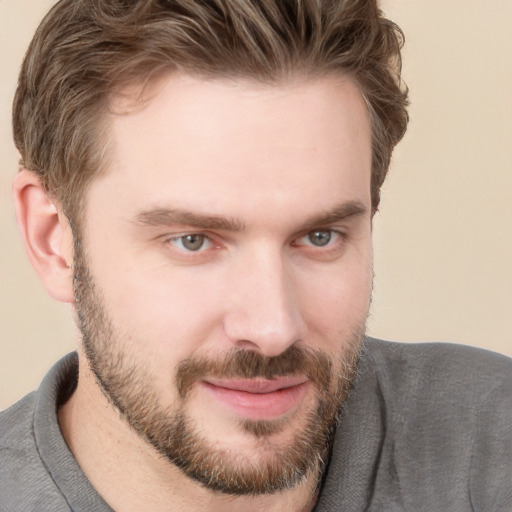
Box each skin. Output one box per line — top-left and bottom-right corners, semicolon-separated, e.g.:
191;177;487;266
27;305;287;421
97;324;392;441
14;73;373;511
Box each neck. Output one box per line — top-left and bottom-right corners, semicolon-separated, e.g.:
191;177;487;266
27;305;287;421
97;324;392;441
58;355;322;512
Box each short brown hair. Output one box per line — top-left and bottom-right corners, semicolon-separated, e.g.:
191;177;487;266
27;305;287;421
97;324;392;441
13;0;409;222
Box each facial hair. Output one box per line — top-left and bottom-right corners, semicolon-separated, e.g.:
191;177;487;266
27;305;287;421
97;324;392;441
72;234;365;496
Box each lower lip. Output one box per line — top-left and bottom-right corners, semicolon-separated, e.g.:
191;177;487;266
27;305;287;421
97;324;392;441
200;381;310;421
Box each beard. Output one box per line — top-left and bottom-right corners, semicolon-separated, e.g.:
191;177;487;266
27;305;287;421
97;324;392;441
72;235;365;496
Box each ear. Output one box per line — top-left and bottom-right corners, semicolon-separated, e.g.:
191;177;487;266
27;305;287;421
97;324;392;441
13;170;75;303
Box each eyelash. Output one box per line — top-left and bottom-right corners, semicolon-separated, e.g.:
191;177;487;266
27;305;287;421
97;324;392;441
166;228;347;254
293;229;346;249
167;233;215;252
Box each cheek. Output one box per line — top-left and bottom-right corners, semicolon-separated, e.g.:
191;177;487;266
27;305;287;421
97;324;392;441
92;256;228;362
297;252;372;343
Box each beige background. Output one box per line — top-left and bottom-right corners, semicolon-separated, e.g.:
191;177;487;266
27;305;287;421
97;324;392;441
1;0;511;410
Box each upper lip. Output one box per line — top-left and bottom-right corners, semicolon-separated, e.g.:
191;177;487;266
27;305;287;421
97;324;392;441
203;376;309;394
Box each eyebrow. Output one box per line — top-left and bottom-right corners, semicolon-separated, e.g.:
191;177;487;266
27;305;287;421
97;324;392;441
134;200;367;233
299;201;368;231
135;208;245;231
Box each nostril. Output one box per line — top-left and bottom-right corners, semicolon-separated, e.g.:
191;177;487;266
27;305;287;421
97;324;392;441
235;339;260;351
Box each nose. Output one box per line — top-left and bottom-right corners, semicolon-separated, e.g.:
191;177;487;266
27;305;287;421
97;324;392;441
223;247;304;357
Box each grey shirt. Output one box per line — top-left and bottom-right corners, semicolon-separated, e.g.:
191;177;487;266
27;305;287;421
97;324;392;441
1;339;512;511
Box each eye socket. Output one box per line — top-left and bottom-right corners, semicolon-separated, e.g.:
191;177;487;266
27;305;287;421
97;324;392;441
295;229;343;249
169;234;212;252
307;230;332;247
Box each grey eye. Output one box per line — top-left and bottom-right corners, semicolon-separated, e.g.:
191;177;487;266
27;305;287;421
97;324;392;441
307;230;332;247
180;234;207;251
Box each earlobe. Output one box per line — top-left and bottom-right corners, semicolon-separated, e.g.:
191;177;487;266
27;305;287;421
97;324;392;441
13;170;75;303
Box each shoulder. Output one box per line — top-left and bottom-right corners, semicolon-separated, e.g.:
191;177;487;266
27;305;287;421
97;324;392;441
364;336;512;369
0;392;56;509
1;391;38;460
1;390;37;440
0;358;77;512
362;337;512;510
318;339;512;511
363;337;512;395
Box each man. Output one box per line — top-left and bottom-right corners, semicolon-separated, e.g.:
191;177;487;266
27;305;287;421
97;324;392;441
1;0;511;511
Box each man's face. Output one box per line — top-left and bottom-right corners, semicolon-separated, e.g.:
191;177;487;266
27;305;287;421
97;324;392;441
74;74;373;494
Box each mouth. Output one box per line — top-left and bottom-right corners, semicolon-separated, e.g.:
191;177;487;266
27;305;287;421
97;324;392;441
200;376;311;421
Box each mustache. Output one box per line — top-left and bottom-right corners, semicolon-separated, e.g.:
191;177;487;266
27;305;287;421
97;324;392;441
176;345;333;399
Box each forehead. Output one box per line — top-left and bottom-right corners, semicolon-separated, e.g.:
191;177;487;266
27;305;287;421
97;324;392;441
87;73;372;229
